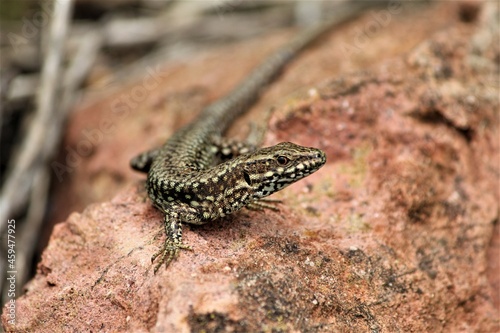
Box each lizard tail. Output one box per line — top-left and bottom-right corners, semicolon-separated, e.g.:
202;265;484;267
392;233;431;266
199;1;386;132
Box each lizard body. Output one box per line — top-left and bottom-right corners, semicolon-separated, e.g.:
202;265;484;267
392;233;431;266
130;8;372;272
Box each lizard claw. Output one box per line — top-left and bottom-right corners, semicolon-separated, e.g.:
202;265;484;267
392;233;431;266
151;240;192;274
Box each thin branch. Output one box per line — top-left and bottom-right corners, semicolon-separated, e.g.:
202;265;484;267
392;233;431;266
0;0;73;232
15;27;103;288
0;0;73;301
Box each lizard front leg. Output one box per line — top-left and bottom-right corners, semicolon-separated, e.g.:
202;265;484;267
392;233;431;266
211;137;256;162
151;208;192;273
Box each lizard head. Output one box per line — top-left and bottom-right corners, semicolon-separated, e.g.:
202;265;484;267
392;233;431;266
242;142;326;198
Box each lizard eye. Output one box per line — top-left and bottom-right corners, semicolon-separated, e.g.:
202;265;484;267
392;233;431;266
277;156;289;165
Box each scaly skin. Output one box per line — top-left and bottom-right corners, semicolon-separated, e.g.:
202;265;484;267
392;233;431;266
128;7;390;271
145;142;325;272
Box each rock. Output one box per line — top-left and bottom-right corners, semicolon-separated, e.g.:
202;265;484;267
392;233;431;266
3;2;498;332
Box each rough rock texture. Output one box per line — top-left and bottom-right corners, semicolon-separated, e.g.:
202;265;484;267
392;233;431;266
3;2;499;332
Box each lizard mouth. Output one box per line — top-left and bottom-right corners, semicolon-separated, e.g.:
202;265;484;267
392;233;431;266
254;145;326;197
282;149;326;181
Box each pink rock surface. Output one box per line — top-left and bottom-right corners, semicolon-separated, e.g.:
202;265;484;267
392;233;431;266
3;2;499;332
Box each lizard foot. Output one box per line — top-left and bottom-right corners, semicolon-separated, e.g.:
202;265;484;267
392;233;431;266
151;240;192;274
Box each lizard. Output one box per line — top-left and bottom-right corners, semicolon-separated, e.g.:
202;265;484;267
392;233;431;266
130;4;377;273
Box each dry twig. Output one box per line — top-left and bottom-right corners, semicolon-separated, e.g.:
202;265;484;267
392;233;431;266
0;0;73;302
